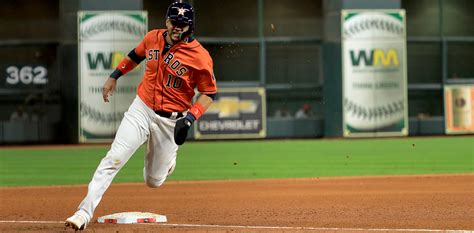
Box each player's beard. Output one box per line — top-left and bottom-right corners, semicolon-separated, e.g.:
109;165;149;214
170;30;183;42
167;26;190;44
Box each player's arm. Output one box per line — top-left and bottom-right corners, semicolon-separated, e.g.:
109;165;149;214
174;53;217;145
174;93;216;145
102;49;146;102
190;94;214;116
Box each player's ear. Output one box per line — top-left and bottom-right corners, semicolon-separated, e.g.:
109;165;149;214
165;19;172;28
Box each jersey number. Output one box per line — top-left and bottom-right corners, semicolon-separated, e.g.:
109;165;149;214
165;74;182;89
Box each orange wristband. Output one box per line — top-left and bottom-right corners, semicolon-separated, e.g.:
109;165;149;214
188;102;205;120
117;59;134;74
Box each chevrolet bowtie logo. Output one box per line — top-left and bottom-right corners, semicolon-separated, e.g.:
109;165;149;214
206;97;258;118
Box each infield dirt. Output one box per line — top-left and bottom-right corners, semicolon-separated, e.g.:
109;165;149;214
0;174;473;232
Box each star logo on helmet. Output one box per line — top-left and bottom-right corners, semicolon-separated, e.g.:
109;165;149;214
176;7;189;16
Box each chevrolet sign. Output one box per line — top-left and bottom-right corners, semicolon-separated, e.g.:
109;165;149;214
195;88;266;139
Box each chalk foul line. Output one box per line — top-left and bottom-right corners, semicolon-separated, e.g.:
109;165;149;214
0;220;471;232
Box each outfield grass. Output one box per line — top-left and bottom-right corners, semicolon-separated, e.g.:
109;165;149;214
0;136;473;186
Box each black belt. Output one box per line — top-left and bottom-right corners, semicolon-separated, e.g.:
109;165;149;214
154;110;183;119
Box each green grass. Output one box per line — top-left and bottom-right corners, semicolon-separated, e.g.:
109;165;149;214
0;137;473;186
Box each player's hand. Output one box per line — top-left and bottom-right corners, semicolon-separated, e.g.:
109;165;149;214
102;78;117;103
174;114;195;145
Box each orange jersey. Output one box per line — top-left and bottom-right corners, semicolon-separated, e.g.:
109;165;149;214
134;29;217;112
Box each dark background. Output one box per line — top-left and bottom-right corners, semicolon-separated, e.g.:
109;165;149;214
0;0;472;143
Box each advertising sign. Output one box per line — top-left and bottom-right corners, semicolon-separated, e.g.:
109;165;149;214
444;84;474;134
342;10;408;137
78;11;147;142
195;88;266;139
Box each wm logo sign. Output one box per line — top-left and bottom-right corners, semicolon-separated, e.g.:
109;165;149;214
87;52;125;70
350;48;399;67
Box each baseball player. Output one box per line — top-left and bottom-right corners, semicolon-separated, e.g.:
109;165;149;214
65;2;217;230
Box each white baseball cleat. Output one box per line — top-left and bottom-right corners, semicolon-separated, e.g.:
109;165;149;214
65;211;89;231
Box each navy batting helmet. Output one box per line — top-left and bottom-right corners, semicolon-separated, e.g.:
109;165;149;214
166;2;194;29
